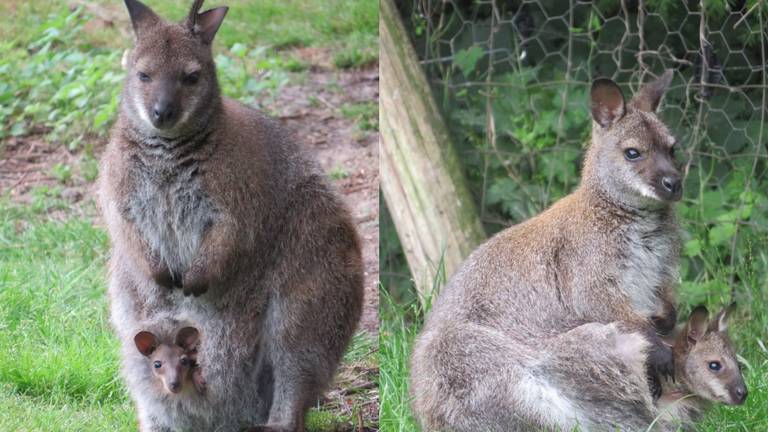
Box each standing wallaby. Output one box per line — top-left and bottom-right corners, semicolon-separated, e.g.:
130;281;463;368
656;304;747;427
98;1;364;430
134;326;206;395
410;70;683;431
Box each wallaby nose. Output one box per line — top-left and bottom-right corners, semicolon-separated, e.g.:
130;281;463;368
660;175;682;201
733;386;748;404
169;381;181;393
151;102;176;128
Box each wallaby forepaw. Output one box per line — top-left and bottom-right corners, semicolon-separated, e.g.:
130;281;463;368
647;341;674;381
647;366;662;400
651;302;677;335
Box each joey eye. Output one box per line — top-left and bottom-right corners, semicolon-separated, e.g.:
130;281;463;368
138;72;151;82
182;72;200;85
708;361;722;371
624;148;641;160
154;360;162;369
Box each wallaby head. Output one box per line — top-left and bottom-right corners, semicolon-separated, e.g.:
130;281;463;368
121;0;228;138
673;304;747;406
134;326;201;394
584;70;682;207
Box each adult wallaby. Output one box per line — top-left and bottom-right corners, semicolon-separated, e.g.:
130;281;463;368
98;1;364;430
133;326;206;395
411;70;683;431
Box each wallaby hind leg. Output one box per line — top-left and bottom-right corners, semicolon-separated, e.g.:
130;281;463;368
539;322;668;431
411;322;586;432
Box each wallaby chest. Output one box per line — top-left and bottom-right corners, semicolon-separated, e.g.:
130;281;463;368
615;216;677;317
122;154;217;274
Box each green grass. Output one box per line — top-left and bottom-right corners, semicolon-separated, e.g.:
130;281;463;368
0;197;376;431
0;0;377;145
380;270;768;431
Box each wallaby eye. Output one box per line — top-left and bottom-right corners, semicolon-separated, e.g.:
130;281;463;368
183;72;200;85
624;148;641;161
708;361;722;371
180;357;190;367
154;360;162;369
138;72;151;82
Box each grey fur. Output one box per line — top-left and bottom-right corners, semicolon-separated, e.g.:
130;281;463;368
99;1;364;431
410;71;685;431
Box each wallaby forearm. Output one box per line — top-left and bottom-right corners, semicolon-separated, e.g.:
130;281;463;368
181;220;236;296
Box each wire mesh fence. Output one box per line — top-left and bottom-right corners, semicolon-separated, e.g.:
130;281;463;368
383;0;768;300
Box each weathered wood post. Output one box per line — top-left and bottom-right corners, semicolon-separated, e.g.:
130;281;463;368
380;0;487;301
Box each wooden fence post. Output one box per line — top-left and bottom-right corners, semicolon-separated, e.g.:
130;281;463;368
380;0;487;301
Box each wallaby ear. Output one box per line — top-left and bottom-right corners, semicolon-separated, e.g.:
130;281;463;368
134;331;159;357
187;0;228;45
629;69;673;113
684;306;709;346
124;0;162;38
176;327;200;351
708;302;736;333
590;78;626;129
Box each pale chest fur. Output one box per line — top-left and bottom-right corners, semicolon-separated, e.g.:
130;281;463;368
122;161;217;275
617;216;678;317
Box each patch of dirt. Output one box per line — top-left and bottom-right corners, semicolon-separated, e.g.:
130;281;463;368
263;64;379;336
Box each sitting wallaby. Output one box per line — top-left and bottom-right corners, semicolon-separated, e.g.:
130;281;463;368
411;70;684;431
134;326;206;395
656;304;747;427
99;1;363;431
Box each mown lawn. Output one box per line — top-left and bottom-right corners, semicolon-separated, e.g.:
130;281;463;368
0;1;378;430
381;270;768;431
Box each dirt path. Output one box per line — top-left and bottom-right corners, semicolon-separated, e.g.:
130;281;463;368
263;64;380;335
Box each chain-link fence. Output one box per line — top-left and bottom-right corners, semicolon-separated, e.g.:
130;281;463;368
383;0;768;301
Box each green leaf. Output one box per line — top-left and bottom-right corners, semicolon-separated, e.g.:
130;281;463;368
453;46;484;76
708;223;737;246
684;239;702;257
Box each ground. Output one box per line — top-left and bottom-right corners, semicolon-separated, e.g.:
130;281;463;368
0;1;378;430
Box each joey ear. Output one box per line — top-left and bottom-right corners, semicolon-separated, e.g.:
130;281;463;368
176;327;200;351
590;78;626;128
124;0;162;38
708;302;736;333
188;2;228;45
134;331;159;357
684;306;709;346
629;69;673;112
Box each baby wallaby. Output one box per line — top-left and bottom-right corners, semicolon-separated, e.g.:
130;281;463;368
658;304;747;424
411;71;685;432
134;326;206;395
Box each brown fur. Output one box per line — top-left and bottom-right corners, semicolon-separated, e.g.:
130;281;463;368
410;71;686;431
99;1;364;431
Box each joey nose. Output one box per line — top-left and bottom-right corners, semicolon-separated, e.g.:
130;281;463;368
151;102;176;129
169;381;181;393
733;386;748;404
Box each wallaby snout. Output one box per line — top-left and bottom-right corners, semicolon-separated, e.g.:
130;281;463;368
149;84;179;129
652;154;682;202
